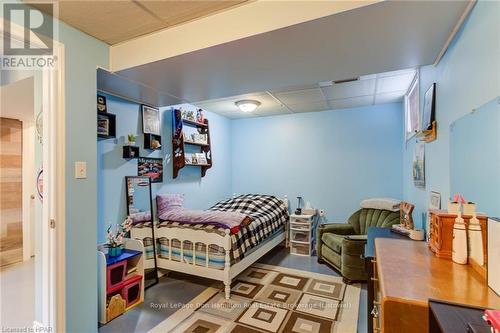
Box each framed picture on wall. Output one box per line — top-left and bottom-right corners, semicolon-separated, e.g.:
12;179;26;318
138;157;163;183
413;143;425;188
422;83;436;131
429;191;441;210
141;105;160;135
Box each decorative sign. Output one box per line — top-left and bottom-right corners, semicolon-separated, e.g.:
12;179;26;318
138;157;163;183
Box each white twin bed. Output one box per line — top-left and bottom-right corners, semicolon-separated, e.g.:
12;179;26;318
130;194;289;299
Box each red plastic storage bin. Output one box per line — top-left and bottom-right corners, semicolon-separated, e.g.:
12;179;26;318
121;275;142;308
107;261;127;293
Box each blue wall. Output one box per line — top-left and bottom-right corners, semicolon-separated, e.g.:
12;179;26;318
450;98;500;217
98;100;403;233
60;22;108;333
231;103;404;222
402;0;500;228
97;98;232;242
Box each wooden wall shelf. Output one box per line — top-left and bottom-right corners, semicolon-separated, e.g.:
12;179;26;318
183;119;208;128
416;121;437;142
122;146;139;159
172;109;212;179
184;141;209;147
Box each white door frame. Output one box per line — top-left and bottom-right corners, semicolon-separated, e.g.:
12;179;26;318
22;117;35;261
0;18;66;331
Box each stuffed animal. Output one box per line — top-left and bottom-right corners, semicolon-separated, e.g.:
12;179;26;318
400;201;415;229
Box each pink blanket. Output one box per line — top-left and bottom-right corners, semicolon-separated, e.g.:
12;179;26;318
158;208;251;233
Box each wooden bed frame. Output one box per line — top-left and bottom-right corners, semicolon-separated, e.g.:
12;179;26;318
133;196;288;299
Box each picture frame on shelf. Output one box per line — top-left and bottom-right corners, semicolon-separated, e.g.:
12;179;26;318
141;105;160;135
191;153;198;165
138;157;163;183
422;83;436;131
195;153;207;165
97;94;107;113
97;116;109;136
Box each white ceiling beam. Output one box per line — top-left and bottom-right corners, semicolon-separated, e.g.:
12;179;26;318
109;0;381;71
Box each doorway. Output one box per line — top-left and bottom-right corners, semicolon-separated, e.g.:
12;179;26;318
0;76;38;327
1;77;36;267
0;18;65;331
0;117;23;266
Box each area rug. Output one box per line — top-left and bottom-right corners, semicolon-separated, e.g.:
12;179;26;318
149;263;361;333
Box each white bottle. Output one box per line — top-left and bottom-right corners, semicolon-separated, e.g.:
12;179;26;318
452;212;468;264
468;213;484;266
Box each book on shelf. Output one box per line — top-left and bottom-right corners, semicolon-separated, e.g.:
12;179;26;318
185;153;208;165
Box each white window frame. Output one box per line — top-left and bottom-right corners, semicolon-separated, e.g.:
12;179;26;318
404;73;420;141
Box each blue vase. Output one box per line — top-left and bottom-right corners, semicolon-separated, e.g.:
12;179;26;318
108;246;123;257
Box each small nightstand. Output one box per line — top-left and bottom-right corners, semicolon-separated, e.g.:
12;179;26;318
288;214;314;256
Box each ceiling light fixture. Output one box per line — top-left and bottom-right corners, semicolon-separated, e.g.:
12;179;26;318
235;100;261;112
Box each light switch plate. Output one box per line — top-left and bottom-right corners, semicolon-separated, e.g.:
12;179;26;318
75;161;87;179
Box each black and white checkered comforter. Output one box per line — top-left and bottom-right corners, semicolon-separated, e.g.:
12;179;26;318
157;194;288;261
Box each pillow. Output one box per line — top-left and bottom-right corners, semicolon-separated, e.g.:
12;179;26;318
129;211;151;224
157;194;184;216
360;198;401;212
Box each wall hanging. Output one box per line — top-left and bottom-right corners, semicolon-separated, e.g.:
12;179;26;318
413;143;425;188
138;157;163;183
141;105;160;135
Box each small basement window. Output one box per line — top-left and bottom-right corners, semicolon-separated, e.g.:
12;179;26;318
405;74;420;140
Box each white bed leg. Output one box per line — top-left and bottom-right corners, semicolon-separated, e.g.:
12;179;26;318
224;229;232;299
224;282;231;299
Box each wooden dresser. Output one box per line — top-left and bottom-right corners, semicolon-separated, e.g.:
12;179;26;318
373;238;500;333
428;210;488;262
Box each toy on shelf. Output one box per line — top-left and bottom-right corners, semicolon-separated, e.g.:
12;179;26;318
391;201;415;237
400;201;415;230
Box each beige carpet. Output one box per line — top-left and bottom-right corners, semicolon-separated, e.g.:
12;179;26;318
150;263;361;333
